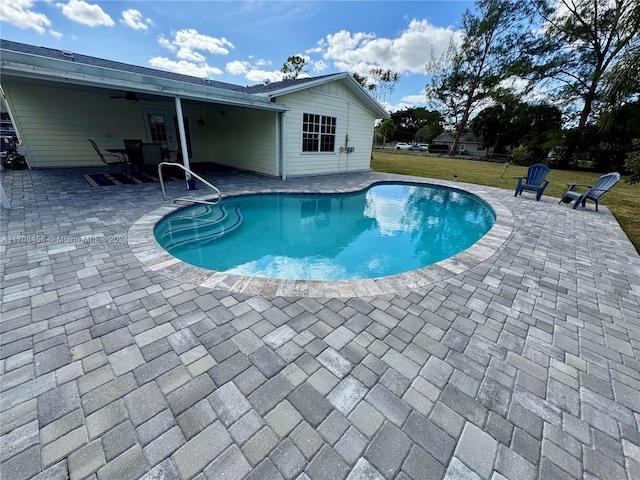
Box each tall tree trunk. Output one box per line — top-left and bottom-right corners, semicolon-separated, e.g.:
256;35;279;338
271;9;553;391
450;82;479;154
577;77;601;129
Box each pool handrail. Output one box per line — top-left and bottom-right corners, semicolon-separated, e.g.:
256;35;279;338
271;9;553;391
157;162;221;205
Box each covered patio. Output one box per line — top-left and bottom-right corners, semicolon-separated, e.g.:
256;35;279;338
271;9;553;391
1;40;389;181
1;167;639;480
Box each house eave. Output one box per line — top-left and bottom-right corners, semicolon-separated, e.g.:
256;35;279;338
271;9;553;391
260;73;390;119
0;49;287;112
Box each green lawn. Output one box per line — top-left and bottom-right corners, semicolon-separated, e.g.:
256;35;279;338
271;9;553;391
371;150;640;253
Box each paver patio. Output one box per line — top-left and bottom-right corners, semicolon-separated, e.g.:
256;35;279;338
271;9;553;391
1;166;639;480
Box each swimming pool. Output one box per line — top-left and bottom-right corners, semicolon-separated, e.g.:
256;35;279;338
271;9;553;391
154;182;496;281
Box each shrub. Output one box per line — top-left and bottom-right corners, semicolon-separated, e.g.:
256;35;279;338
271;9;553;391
508;145;535;166
625;139;640;184
429;143;449;153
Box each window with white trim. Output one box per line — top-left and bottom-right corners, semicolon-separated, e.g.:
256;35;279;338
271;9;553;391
302;113;336;153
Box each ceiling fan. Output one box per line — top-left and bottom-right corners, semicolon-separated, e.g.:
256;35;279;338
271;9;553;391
109;91;157;103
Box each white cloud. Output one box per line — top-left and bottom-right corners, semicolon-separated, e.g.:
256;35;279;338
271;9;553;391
148;57;223;77
399;93;428;105
152;28;234;78
501;76;551;104
158;35;174;52
245;69;283;83
318;19;461;76
0;0;51;34
312;60;328;72
57;0;114;27
226;60;250;75
225;58;284;84
160;28;234;59
333;60;376;77
226;55;316;84
120;9;148;31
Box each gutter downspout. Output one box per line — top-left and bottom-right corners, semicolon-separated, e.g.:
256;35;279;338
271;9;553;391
280;111;286;180
174;96;192;189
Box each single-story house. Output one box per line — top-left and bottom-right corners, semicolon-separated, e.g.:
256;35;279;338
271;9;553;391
0;39;389;179
432;132;485;155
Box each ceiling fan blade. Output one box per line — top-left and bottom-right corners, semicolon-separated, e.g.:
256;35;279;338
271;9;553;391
109;91;157;102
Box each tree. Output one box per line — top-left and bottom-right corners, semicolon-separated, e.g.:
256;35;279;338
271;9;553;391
376;119;396;146
601;45;640;125
415;122;445;144
281;55;309;80
352;73;368;89
390;108;443;142
470;95;562;157
426;0;532;154
352;68;400;106
595;100;640;171
524;0;640;129
470;104;506;152
625;139;640;185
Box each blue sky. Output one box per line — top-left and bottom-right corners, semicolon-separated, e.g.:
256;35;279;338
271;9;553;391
1;1;474;111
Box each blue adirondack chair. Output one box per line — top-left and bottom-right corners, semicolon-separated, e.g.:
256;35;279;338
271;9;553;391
559;172;620;211
514;163;550;201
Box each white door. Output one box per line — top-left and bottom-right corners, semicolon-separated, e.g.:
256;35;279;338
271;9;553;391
143;109;194;159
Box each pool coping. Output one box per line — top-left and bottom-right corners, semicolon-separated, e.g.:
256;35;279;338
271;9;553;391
128;175;514;297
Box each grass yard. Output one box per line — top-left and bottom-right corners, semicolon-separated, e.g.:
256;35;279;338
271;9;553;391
371;150;640;253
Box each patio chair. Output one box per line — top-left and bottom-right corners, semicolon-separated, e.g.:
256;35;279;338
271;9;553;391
514;163;551;201
123;139;143;173
88;139;126;174
157;144;179;163
140;143;163;173
559;172;620;211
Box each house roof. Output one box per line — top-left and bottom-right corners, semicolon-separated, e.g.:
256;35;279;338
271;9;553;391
0;39;246;93
460;132;483;143
0;39;389;118
433;133;455;142
0;39;282;111
432;132;484;143
247;72;390;119
243;74;339;95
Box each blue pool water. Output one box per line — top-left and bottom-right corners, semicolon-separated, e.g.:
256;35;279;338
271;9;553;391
154;183;496;281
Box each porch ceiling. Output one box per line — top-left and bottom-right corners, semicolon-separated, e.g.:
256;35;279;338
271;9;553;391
0;47;288;113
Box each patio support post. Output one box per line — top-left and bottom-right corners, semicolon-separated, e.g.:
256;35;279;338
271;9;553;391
173;96;192;189
280;111;286;180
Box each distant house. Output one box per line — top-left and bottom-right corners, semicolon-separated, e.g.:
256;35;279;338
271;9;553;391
432;132;485;155
0;39;389;179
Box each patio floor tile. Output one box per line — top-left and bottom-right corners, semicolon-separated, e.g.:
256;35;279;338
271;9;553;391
1;167;639;479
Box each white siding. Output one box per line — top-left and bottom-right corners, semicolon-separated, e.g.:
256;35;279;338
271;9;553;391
278;82;376;177
2;79;279;174
2;76;379;177
205;107;279;177
465;143;485;155
3;80;152;168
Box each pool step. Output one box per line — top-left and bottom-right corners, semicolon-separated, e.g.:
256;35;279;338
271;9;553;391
156;204;243;249
157;204;222;235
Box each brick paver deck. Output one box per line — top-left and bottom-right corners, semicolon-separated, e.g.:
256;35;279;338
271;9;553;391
1;167;639;480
